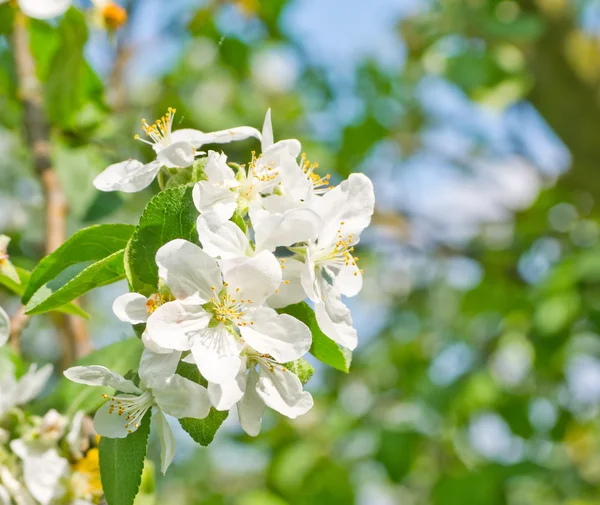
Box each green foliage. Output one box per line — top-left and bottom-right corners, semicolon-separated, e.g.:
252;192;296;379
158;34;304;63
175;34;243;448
125;185;198;295
175;360;229;446
25;249;127;315
100;410;152;505
0;4;13;35
22;224;134;314
44;8;88;128
376;430;422;482
179;410;229;447
0;265;88;317
284;358;314;385
22;224;134;303
35;338;144;416
279;302;350;372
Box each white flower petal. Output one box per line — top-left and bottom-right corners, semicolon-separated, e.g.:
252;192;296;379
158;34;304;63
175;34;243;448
63;365;141;394
0;235;10;252
154;409;176;475
19;0;71;19
0;483;10;505
237;369;265;436
17;364;54;404
156;141;197;168
315;173;375;246
267;258;307;309
146;301;211;351
256;364;313;419
197;218;249;260
223;250;281;305
191;126;262;147
112;293;149;324
93;402;130;438
169;128;206;148
333;262;363;297
93;159;162;193
0;306;9;347
138;348;182;387
0;467;33;505
192;182;238;228
202;151;237;186
250;205;322;252
263;139;302;160
208;375;245;411
314;289;358;350
300;252;318;302
141;329;173;355
240;307;311;363
19;446;68;505
190;325;243;384
261;109;274;152
153;375;211;419
156;239;222;302
66;411;85;459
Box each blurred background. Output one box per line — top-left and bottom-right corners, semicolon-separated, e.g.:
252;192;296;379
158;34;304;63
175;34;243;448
3;0;600;503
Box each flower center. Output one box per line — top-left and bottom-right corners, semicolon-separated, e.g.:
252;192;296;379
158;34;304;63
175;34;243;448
209;285;254;327
101;390;154;433
313;221;363;277
134;107;176;147
246;350;287;373
239;151;280;199
0;252;7;266
102;3;127;30
300;153;330;194
145;293;165;315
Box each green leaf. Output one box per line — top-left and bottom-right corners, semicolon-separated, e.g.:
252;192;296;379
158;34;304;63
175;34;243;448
22;224;134;315
22;224;135;303
0;266;88;318
44;7;88;128
164;168;193;189
0;266;28;296
175;360;228;446
25;249;127;315
35;337;144;416
125;185;198;296
100;410;151;505
278;302;350;373
284;358;314;385
180;410;229;447
0;4;14;35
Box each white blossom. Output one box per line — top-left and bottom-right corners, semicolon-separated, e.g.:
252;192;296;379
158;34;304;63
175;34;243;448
0;465;36;505
207;348;313;437
192;109;302;227
64;348;211;473
146;239;311;385
9;440;68;505
284;173;375;349
94;108;262;193
0;360;53;419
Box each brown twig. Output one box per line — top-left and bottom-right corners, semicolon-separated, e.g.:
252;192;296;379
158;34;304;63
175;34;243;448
9;305;29;353
11;10;92;362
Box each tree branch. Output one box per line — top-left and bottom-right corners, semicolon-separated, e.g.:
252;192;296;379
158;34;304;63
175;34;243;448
11;10;92;362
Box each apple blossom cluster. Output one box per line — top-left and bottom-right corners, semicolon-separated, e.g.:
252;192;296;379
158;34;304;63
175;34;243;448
64;109;375;473
0;356;102;505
